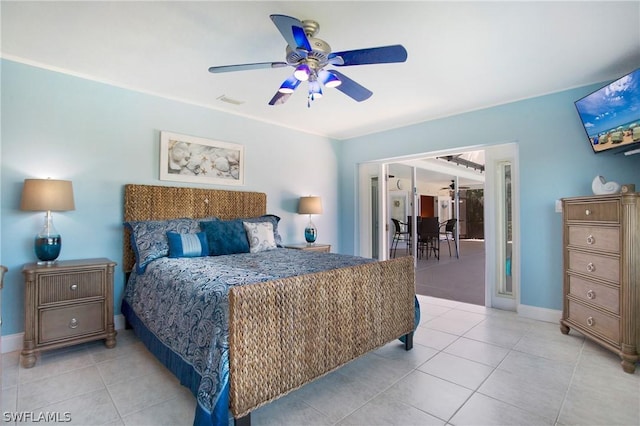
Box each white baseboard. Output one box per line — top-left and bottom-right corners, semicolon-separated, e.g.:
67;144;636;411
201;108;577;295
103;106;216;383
1;332;24;354
1;314;127;354
518;303;562;324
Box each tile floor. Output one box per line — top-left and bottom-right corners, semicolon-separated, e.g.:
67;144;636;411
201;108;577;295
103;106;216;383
2;295;639;425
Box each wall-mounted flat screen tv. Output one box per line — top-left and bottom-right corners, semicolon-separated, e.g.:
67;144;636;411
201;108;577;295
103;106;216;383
575;68;640;154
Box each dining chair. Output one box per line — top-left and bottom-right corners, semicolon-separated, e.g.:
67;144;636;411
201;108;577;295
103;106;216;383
390;218;410;258
418;217;439;260
440;218;459;258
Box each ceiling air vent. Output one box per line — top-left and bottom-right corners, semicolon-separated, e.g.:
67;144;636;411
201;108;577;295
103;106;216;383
216;95;244;105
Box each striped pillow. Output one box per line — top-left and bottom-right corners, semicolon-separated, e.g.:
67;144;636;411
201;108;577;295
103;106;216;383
166;231;209;258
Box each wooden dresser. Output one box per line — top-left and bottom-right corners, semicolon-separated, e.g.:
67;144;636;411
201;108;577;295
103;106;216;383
560;193;639;373
21;258;117;368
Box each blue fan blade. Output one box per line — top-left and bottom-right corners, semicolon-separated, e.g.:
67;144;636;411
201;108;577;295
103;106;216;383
270;14;312;51
268;91;293;106
329;45;407;66
269;75;300;105
330;70;373;102
209;62;287;73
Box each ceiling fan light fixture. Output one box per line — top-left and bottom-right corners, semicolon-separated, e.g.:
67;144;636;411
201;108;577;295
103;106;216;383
293;63;311;81
309;81;323;100
318;70;341;88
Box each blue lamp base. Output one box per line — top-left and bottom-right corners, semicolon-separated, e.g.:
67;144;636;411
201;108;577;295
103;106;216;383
35;235;61;265
304;226;317;244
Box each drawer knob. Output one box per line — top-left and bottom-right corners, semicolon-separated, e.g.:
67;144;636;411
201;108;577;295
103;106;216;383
586;316;595;327
586;262;596;273
586;235;595;245
70;284;78;291
69;318;79;329
586;290;595;300
585;209;591;216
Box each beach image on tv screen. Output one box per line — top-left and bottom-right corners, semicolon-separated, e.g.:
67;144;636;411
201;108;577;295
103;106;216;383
575;68;640;152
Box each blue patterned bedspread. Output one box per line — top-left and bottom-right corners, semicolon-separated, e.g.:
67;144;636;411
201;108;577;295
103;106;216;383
122;248;375;425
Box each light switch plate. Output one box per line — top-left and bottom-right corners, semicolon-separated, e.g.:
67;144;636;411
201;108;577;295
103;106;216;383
555;199;562;213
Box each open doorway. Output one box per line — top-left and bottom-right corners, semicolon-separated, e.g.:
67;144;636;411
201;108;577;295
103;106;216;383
358;143;519;311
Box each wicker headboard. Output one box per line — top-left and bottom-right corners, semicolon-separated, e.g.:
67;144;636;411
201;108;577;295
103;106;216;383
123;184;267;272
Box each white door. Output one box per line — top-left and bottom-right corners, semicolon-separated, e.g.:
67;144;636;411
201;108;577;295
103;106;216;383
484;143;519;311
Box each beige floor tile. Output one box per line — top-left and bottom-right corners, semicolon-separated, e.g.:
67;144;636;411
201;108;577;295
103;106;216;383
418;352;495;390
513;333;583;363
96;345;166;386
338;394;445;426
293;370;381;423
18;347;95;384
107;369;186;416
383;370;473;421
21;388;120;425
444;337;509;367
250;393;330;426
1;385;17;412
423;316;479;336
121;388;195;426
373;339;439;368
478;351;574;421
413;327;459;350
463;322;525;349
17;365;105;412
2;356;19;390
337;352;415;389
450;392;554;425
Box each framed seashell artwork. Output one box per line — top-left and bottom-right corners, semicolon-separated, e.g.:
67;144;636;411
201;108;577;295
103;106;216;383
160;131;244;186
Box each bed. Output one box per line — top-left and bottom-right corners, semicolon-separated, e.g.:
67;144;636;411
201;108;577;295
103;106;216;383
121;184;416;425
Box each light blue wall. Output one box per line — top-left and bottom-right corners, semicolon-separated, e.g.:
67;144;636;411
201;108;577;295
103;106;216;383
0;60;340;336
338;85;640;311
3;59;640;337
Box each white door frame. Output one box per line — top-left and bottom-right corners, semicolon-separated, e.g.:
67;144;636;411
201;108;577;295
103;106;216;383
356;142;520;310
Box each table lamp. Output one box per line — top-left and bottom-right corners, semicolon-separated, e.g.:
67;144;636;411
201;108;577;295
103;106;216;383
298;196;322;244
20;178;75;264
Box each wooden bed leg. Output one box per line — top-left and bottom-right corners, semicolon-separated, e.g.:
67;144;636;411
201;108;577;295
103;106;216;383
404;332;414;351
234;413;251;426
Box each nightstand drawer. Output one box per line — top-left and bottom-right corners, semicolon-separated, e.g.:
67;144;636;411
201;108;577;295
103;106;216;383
39;301;105;344
568;275;619;314
38;270;105;305
568;251;619;283
568;226;619;253
567;300;619;344
564;201;619;223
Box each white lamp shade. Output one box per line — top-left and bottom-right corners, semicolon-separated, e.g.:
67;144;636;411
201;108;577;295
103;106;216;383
298;196;323;215
21;179;75;212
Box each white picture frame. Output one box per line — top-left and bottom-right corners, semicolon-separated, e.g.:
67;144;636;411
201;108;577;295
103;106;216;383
159;131;244;186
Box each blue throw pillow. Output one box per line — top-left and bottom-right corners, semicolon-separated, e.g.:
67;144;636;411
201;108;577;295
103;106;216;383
166;231;209;258
125;218;201;273
200;220;250;256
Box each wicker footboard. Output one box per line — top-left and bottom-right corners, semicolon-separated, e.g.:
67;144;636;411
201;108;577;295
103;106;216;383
228;255;415;418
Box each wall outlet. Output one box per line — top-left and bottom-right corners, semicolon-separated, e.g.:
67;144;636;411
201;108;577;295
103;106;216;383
555;199;562;213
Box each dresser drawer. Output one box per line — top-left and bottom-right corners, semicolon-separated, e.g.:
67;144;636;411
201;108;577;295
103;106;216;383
38;270;104;305
39;301;105;344
568;226;619;253
568;251;619;283
568;275;619;314
564;201;619;222
567;300;620;343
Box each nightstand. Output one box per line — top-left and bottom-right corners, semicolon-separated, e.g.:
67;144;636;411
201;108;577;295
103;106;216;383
21;258;117;368
284;243;331;253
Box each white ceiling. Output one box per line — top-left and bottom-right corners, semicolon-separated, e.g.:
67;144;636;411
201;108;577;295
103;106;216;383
2;1;639;141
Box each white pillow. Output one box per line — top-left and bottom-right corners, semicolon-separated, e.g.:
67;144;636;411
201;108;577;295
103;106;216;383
243;221;277;253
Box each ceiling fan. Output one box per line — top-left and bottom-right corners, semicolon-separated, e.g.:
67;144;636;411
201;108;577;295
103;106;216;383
208;14;408;106
441;180;471;192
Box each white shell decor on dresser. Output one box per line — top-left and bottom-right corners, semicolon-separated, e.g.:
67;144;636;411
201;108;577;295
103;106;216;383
592;175;621;195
